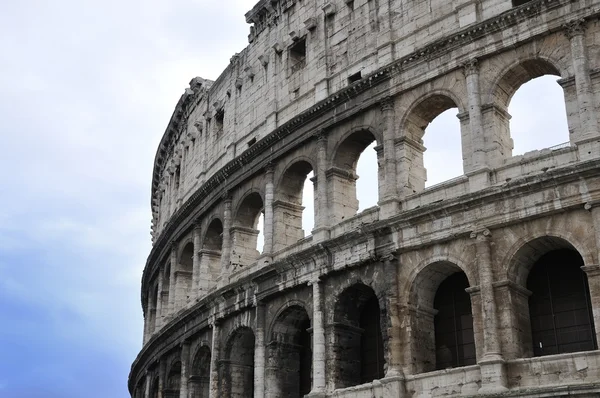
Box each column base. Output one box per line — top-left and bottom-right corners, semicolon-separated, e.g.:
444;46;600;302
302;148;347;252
306;391;327;398
478;355;508;394
466;167;492;193
311;227;330;243
378;197;401;219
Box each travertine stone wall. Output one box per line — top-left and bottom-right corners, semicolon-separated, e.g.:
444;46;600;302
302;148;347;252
131;0;600;396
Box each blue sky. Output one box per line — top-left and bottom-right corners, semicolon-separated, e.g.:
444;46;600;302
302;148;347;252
0;1;568;397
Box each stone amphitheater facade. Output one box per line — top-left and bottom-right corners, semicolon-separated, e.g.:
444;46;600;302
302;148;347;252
129;0;600;396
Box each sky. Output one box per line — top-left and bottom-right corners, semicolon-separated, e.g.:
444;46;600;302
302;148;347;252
0;1;568;397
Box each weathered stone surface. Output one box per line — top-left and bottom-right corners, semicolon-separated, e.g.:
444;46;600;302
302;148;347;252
131;0;600;397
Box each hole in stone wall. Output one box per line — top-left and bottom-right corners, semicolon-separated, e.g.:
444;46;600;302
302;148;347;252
422;107;462;187
289;38;306;72
508;75;568;156
348;71;362;84
247;137;256;147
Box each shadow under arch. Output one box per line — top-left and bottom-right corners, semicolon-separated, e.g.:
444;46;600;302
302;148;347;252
331;282;385;389
407;260;476;373
189;345;211;398
504;235;597;359
231;191;264;268
265;303;312;398
221;326;256;398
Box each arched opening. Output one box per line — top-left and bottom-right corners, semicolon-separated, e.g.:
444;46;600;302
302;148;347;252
422;108;462;187
232;192;264;268
508;75;569;156
331;131;379;224
165;361;182;398
490;59;569;162
527;249;596;356
200;218;223;291
222;327;255;398
409;261;475;373
402;94;463;193
190;346;211;398
147;284;159;335
176;242;194;309
265;305;312;398
333;284;385;388
274;161;315;251
434;272;476;369
134;377;146;398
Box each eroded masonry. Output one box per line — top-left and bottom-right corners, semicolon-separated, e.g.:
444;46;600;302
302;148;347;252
129;0;600;396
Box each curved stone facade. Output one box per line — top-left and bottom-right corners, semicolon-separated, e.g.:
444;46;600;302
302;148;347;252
130;0;600;396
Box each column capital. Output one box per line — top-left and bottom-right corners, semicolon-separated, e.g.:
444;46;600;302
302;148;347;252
193;221;202;231
314;129;328;142
380;96;395;112
170;241;178;253
584;200;600;211
222;191;233;203
462;58;479;76
564;19;586;39
264;161;275;175
582;264;600;277
470;228;491;240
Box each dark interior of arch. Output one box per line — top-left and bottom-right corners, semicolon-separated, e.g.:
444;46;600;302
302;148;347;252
268;305;312;397
165;361;181;397
223;327;255;398
180;243;194;271
190;346;211;398
204;219;224;252
236;192;264;228
151;378;159;398
333;130;377;171
279;161;313;204
434;272;476;369
334;284;385;388
497;59;560;106
527;249;597;356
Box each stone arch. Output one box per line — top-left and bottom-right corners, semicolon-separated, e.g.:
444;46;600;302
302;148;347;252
274;160;315;251
221;326;255;398
407;260;475;373
190;345;211;398
331;282;386;389
506;234;593;286
203;218;224;252
399;91;465;194
486;57;568;161
166;360;182;397
265;303;312;398
330;128;380;224
506;235;597;358
231;191;264;267
161;262;171;316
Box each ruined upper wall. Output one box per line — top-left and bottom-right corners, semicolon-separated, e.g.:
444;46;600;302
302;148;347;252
150;0;558;241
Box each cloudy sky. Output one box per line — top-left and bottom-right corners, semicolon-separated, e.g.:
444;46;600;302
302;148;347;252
0;1;568;397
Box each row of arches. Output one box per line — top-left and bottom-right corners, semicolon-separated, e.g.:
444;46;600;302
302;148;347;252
138;235;598;397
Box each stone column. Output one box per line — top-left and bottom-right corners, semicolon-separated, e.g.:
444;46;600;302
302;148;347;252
383;255;403;378
220;196;233;279
464;59;485;170
310;279;326;395
565;19;599;144
158;359;166;398
192;223;202;297
584;202;600;344
471;229;507;393
180;341;191;398
263;164;275;256
169;244;178;314
155;268;164;329
254;303;266;398
209;321;221;398
144;372;151;398
313;132;329;242
379;97;400;218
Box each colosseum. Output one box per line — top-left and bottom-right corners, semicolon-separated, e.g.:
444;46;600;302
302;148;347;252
129;0;600;396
